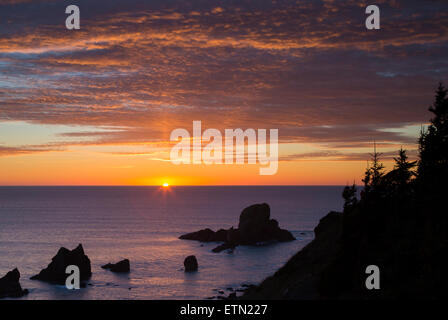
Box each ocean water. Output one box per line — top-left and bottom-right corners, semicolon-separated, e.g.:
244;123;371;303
0;186;343;300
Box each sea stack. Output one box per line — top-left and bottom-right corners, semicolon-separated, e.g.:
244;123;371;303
184;255;198;272
237;203;295;244
179;203;295;252
0;268;29;299
30;244;92;284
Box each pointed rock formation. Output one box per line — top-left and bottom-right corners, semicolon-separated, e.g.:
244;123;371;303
0;268;28;299
179;203;295;253
30;244;92;284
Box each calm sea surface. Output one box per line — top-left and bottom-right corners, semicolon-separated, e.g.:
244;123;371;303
0;186;343;299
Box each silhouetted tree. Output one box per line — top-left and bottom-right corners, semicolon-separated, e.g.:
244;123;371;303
362;143;385;197
342;183;357;212
380;148;417;199
394;148;416;181
418;83;448;196
386;148;416;185
370;143;385;188
362;162;372;196
333;83;448;299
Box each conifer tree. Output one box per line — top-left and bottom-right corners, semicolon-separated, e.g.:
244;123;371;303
418;83;448;194
392;148;416;186
342;183;357;212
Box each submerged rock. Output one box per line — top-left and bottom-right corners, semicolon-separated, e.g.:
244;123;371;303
179;203;295;252
30;244;92;284
101;259;130;273
0;268;28;299
184;255;198;272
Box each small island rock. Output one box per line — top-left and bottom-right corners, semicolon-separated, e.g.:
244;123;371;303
101;259;130;273
179;203;295;253
0;268;28;299
184;255;198;272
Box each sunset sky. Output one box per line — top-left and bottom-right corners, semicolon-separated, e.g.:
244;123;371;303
0;0;447;185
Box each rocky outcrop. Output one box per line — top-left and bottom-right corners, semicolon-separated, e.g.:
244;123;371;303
101;259;130;273
0;268;29;299
179;228;228;242
184;255;198;272
237;203;295;244
241;199;448;300
30;244;92;284
179;203;295;253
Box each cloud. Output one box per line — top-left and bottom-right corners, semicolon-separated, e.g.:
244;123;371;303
280;149;419;162
0;0;447;156
0;144;63;156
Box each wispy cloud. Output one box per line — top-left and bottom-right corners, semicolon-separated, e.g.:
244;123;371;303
0;0;447;158
0;144;63;156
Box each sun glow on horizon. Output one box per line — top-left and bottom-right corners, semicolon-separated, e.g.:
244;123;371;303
162;182;170;187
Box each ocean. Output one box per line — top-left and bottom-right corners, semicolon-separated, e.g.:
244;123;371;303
0;186;343;300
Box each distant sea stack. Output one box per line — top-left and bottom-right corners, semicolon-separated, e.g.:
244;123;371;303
184;255;198;272
0;268;29;299
179;203;295;252
102;259;130;273
30;244;92;284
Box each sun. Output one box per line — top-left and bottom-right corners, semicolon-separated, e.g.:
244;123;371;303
162;182;170;187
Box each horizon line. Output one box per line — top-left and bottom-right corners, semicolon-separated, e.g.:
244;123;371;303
0;184;347;187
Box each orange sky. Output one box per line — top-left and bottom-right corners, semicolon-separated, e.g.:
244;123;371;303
0;142;396;186
0;0;444;185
